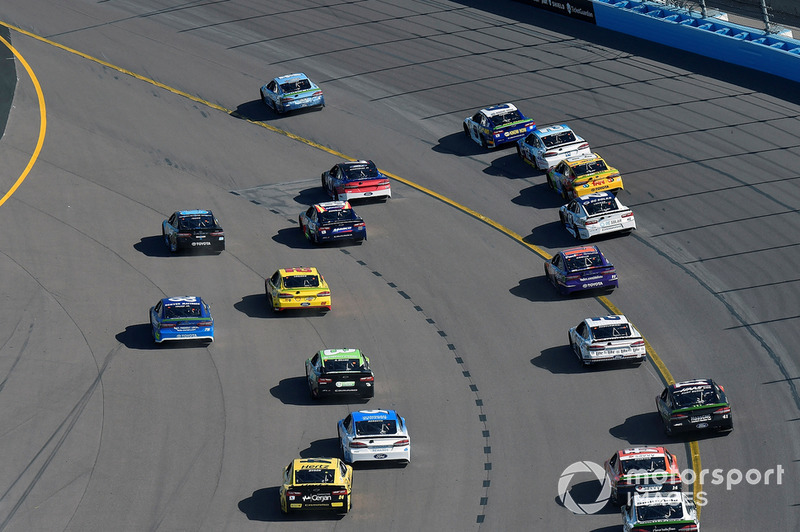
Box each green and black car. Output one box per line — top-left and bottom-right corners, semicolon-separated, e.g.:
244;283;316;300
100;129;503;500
305;349;374;400
656;378;732;435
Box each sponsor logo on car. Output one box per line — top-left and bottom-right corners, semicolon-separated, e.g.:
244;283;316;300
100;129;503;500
191;241;211;246
302;494;332;502
582;282;604;288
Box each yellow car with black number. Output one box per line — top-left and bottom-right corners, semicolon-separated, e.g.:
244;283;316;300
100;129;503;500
546;152;624;200
280;457;353;514
265;267;331;312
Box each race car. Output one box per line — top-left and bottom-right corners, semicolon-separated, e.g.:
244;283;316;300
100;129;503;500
260;73;324;114
559;192;636;240
516;124;591;170
544;245;618;295
604;447;682;506
546;153;623;199
299;201;366;244
162;210;225;253
621;492;699;532
321;160;391;202
463;103;536;149
265;267;331;312
305;348;374;400
338;410;410;464
149;296;214;344
279;457;353;514
568;315;646;366
656;379;733;436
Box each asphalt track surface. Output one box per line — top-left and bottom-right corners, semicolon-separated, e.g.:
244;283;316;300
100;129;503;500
0;1;798;531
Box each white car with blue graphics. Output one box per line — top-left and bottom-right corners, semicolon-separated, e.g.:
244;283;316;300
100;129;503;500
337;410;410;464
559;192;636;240
516;124;591;170
569;315;645;366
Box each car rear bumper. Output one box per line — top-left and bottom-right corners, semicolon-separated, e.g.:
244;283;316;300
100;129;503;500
275;298;332;310
579;218;636;239
341;189;391;201
318;382;374;397
347;446;410;463
155;328;214;343
177;236;225;252
668;416;733;433
285;95;325;110
561;278;618;294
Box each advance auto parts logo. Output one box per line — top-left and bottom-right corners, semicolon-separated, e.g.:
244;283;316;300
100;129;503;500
557;461;611;514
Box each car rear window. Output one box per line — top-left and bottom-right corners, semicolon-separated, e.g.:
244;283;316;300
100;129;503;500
542;131;577;147
583;198;617;216
179;215;216;230
571;159;608;176
295;469;335;484
488;110;523;127
280;79;311;93
343;163;379;180
565;254;603;271
621;456;667;474
591;324;632;339
323;359;363;372
355;419;397;436
636;501;683;521
673;386;719;408
164;304;202;319
319;209;359;224
284;275;320;289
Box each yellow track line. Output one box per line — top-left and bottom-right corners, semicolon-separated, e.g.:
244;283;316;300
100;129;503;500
0;18;702;511
0;32;46;207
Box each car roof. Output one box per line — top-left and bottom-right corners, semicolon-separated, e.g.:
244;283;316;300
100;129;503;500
161;296;204;306
575;192;616;204
351;409;398;422
534;124;574;137
618;446;668;458
480;103;518;116
319;348;363;361
339;159;375;169
176;209;213;216
561;245;601;258
632;492;687;506
585;315;631;327
314;201;352;212
279;267;320;276
671;379;714;390
292;457;338;469
275;73;309;82
562;152;604;166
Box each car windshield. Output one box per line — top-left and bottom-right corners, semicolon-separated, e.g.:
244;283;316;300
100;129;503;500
355;419;397;436
163;304;202;319
636;501;683;521
571;159;609;176
583;198;617;215
319;209;359;224
280;79;311;93
488;110;523;127
323;358;363;372
591;324;632;339
621;457;667;474
565;254;603;271
673;386;719;408
542;131;577;147
179;215;215;230
283;275;320;289
294;469;335;484
343;163;379;180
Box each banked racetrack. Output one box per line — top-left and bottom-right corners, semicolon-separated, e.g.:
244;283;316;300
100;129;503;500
0;1;798;530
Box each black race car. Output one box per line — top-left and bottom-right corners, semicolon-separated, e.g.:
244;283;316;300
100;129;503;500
162;209;225;253
305;349;374;400
656;379;733;435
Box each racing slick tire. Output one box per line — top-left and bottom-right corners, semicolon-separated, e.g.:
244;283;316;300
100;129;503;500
340;441;350;464
663;418;673;436
547;175;555;191
480;135;487;148
168;235;177;253
310;383;320;400
516;144;523;159
559;213;567;229
266;292;280;312
463;124;470;138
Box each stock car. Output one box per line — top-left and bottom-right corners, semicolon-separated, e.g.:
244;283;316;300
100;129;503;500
656;379;733;436
559;192;636;240
149;296;214;344
305;349;374;400
299;201;366;244
544;245;618;295
604;447;682;505
260;73;324;114
162;210;225;253
546;153;623;199
337;410;410;464
279;457;353;514
621;492;699;532
265;267;331;312
568;315;646;366
463;103;536;149
321;160;392;202
516;124;591;170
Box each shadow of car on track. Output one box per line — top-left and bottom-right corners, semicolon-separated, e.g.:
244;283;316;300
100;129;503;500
239;486;345;522
590;527;623;532
234;294;274;318
554;480;619;515
300;437;340;459
134;236;172;257
270;376;372;406
512;276;612;302
230;100;273;122
293;186;329;206
610;412;733;445
272;227;311;249
512;183;564;210
484;152;538;180
526;222;577;250
531;346;585;375
115;324;211;350
432;131;487;157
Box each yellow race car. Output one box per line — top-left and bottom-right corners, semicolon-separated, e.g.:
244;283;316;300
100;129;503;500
265;267;331;312
279;457;353;514
546;153;623;200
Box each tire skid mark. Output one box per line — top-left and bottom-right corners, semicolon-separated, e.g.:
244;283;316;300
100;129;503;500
340;248;492;526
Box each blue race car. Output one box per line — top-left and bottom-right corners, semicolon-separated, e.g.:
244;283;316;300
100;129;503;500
463;103;536;149
150;296;214;344
299;201;366;244
260;73;325;114
544;245;618;295
162;210;225;253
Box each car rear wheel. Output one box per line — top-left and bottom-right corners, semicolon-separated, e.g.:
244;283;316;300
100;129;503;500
480;135;487;148
266;292;279;312
463;124;470;138
547;175;555;191
516;144;523;159
169;236;177;253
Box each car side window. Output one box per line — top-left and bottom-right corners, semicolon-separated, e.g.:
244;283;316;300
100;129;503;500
310;353;319;366
472;113;481;122
153;301;162;315
270;272;280;286
306;207;314;217
609;454;617;468
343;414;352;432
576;322;587;337
552;255;562;268
267;81;276;92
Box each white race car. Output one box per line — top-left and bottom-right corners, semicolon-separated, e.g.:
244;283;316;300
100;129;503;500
568;315;646;366
559;192;636;240
516;124;591;170
622;492;699;532
337;410;410;464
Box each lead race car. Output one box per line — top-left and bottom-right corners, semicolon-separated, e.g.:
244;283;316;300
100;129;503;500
463;103;536;149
